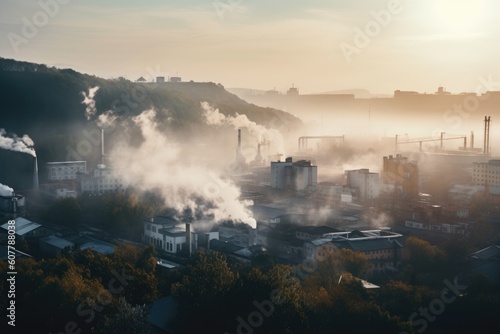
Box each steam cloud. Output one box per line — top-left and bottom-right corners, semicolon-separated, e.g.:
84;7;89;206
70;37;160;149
0;182;14;197
201;101;285;158
81;86;100;120
97;110;118;129
110;108;256;228
0;128;36;157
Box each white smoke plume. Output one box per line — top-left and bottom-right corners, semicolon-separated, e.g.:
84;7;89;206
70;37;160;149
110;108;256;228
97;110;118;129
201;101;285;158
0;129;36;157
0;182;14;197
81;86;100;120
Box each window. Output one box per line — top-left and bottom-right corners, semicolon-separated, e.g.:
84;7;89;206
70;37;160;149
152;226;157;233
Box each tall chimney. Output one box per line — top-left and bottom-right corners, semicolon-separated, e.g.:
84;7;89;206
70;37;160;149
471;131;474;149
12;197;17;218
186;223;192;258
236;128;244;164
101;128;105;165
487;116;491;155
484;116;491;155
33;157;39;190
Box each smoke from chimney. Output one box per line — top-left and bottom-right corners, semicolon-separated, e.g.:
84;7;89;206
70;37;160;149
81;86;100;120
201;102;285;159
0;129;36;157
0;183;14;197
109;108;257;229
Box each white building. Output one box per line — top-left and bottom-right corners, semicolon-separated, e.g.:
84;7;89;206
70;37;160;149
78;164;123;194
473;160;500;188
346;169;380;200
143;217;199;255
46;161;87;181
271;157;317;191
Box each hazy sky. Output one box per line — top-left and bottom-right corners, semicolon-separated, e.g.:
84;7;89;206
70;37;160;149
1;0;500;94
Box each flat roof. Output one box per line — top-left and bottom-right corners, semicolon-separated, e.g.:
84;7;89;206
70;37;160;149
46;161;86;164
40;235;74;249
1;217;41;236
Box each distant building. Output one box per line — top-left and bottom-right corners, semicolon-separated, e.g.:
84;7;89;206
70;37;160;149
271;157;317;191
346;169;380;201
473;160;500;188
156;76;165;83
135;76;147;82
46;161;86;181
382;154;419;197
304;229;404;273
315;182;354;203
78;164;123;194
287;85;299;96
394;90;418;98
169;76;182;82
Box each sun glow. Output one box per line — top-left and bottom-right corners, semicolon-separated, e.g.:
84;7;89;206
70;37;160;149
434;0;485;33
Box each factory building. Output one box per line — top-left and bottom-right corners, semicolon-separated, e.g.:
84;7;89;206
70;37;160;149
346;169;380;201
271;157;317;191
382;154;419;197
78;164;123;194
143;216;201;256
304;229;404;273
473;160;500;189
42;161;86;198
46;161;87;181
0;193;25;218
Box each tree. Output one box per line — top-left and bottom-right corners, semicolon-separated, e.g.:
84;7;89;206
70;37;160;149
171;251;238;308
44;197;81;226
94;297;152;334
337;248;369;278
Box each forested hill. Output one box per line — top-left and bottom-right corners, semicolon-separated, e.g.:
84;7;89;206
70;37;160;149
0;57;303;165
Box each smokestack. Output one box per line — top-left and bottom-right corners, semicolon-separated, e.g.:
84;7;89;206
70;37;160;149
205;233;211;250
471;131;474;149
236;128;245;164
12;197;17;218
487;116;491;155
33;157;39;190
484;116;491;155
101;128;105;165
186;223;192;258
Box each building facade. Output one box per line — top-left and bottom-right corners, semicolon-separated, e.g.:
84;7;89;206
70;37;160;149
346;169;380;200
78;164;123;194
46;161;87;181
271;157;317;191
382;154;419;197
473;160;500;188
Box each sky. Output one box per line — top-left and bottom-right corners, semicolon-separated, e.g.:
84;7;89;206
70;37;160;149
1;0;500;94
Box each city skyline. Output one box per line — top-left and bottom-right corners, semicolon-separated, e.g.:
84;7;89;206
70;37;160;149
2;0;500;94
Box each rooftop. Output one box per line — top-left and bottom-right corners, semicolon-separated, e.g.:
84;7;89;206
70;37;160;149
1;217;41;236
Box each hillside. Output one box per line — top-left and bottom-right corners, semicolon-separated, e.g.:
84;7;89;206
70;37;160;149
0;57;303;189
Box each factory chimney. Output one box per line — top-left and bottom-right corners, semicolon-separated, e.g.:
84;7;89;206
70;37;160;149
236;128;245;164
186;223;192;258
255;143;263;163
101;128;105;165
33;157;39;190
471;131;474;149
484;116;491;155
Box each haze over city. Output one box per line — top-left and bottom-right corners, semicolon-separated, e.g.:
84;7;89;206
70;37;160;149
1;1;500;334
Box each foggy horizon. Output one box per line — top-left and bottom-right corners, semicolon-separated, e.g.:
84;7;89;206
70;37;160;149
3;0;500;94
